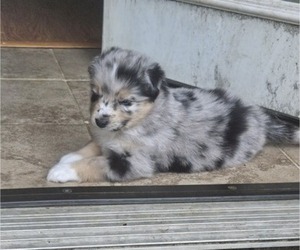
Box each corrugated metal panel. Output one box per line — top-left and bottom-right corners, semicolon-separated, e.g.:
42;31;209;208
1;200;299;249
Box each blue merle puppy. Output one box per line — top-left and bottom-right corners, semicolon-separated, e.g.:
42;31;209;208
47;47;299;183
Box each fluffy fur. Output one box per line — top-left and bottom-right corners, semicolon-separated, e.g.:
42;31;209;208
47;47;299;183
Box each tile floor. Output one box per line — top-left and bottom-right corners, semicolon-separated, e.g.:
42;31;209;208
1;48;299;189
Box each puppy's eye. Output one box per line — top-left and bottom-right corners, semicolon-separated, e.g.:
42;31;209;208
119;99;132;106
91;91;102;102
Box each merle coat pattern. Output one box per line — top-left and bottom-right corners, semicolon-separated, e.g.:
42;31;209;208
47;47;299;183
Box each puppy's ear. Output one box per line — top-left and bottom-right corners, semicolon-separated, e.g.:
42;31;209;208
146;63;165;101
148;63;165;88
88;63;96;79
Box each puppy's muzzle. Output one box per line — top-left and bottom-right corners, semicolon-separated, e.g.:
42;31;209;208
95;117;109;128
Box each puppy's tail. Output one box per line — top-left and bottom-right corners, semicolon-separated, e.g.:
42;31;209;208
263;109;299;144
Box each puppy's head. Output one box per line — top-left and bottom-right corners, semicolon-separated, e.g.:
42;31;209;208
88;47;165;132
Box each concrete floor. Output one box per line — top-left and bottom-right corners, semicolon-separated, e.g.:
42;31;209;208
1;48;299;189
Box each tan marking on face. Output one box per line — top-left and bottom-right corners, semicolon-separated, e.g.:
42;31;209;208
117;88;132;101
125;101;154;128
89;83;155;131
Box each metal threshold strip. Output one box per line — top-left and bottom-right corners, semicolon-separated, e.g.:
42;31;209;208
1;183;299;249
1;182;299;208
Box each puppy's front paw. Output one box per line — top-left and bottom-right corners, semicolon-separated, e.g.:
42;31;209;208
47;163;80;183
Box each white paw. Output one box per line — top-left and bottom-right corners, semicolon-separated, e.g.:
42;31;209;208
59;153;83;164
47;163;80;183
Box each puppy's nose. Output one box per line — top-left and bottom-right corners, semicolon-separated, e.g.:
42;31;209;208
95;117;109;128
